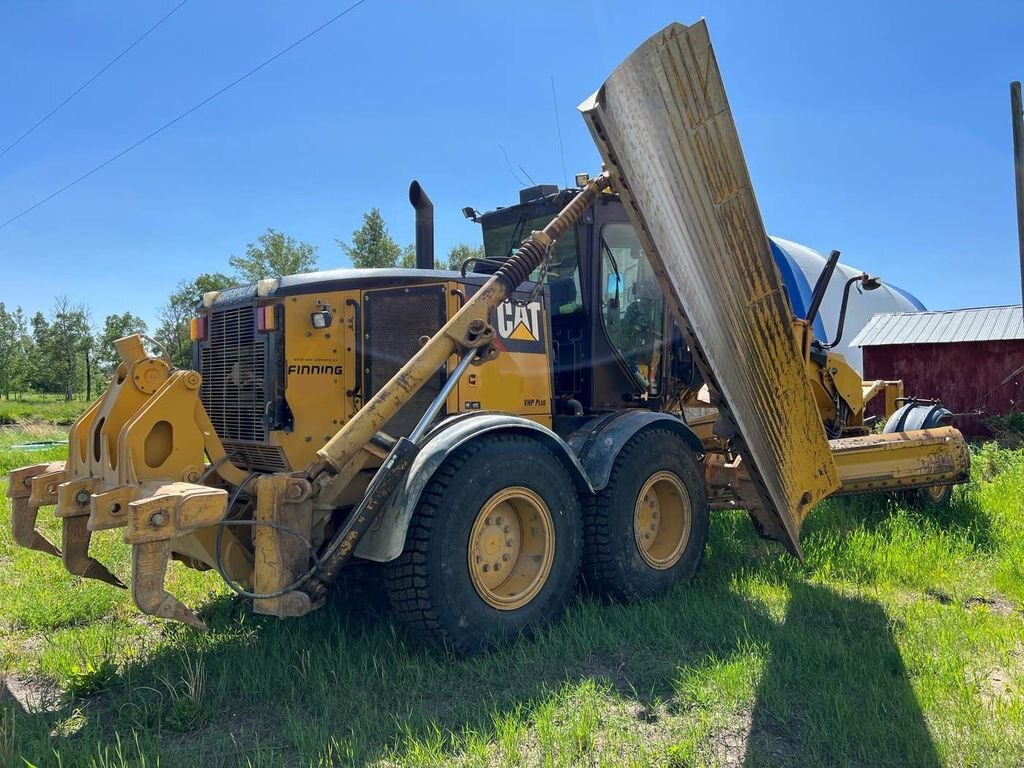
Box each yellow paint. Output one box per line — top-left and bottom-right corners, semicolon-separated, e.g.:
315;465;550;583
508;321;537;341
468;486;554;610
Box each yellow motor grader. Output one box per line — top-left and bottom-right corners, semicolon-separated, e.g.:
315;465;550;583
8;21;969;654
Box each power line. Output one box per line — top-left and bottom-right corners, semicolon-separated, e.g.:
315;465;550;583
0;0;372;231
0;0;192;161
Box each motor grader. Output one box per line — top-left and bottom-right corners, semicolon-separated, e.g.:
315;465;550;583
8;21;969;654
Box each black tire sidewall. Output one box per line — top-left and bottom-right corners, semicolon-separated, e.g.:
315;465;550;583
589;429;708;601
420;437;582;651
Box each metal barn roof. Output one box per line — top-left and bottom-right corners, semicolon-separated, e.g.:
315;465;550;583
851;305;1024;347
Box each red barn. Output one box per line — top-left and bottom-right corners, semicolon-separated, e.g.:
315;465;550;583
851;306;1024;439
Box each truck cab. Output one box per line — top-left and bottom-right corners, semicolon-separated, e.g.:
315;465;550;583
476;185;702;428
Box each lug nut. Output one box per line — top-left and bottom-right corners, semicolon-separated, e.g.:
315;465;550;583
494;563;502;572
482;564;491;572
502;554;511;562
503;525;511;533
506;539;513;547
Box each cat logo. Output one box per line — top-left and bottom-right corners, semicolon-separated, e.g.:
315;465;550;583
496;300;541;342
493;299;545;353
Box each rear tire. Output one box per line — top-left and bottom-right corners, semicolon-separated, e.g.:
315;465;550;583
385;433;583;655
583;428;708;602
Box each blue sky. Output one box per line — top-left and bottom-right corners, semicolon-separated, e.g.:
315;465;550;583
1;1;1022;328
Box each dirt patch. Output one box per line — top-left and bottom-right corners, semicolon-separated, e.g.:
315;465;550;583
709;709;753;767
0;673;63;713
965;595;1015;617
981;667;1014;709
711;709;799;766
581;650;633;692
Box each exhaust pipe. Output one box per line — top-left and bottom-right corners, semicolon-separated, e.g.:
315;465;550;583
409;180;434;270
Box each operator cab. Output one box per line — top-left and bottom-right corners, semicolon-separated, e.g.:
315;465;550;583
474;185;701;420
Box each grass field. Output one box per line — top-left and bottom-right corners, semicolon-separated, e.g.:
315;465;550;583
1;431;1022;767
0;394;93;428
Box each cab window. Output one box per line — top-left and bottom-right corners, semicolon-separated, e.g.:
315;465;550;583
599;223;665;394
482;212;582;316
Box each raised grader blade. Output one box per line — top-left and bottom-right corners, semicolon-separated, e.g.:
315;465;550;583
579;20;969;546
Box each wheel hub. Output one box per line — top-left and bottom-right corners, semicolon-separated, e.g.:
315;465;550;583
634;471;691;570
469;487;554;610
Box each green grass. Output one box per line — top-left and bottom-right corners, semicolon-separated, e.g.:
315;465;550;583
1;441;1023;766
0;393;93;427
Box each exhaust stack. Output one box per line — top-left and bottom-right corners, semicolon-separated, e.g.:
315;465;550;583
409;180;434;270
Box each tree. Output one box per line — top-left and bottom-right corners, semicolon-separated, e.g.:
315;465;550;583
0;304;30;399
398;243;416;269
9;307;31;397
229;228;318;282
44;296;92;400
95;312;148;376
337;208;402;268
444;242;485;270
156;272;237;368
28;311;55;393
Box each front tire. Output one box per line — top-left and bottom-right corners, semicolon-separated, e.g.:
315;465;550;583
385;433;583;655
583;428;709;602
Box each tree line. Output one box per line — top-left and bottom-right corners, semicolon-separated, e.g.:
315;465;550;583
0;208;484;400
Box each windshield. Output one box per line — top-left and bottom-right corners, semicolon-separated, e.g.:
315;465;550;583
481;211;582;315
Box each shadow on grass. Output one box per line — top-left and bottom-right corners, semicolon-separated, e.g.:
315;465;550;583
743;580;938;767
805;487;995;553
9;565;940;767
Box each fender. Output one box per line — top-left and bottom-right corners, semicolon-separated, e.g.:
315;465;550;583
355;412;593;563
567;410;704;492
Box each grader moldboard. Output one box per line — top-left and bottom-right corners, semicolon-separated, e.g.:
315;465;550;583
9;21;969;654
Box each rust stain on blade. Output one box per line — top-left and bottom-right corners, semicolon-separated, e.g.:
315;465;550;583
579;20;839;555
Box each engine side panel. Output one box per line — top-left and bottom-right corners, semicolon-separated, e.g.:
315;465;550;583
198;278;553;473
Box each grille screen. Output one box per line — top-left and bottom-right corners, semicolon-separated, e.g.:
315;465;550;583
364;285;447;437
200;304;268;443
222;442;289;473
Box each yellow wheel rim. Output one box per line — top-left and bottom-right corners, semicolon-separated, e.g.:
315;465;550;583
923;485;948;502
634;471;691;570
468;486;555;610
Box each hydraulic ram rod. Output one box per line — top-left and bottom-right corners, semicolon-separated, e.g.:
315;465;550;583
306;173;610;488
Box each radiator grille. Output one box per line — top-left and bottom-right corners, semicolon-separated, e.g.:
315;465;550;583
200;304;268;444
221;441;289;472
364;286;447;437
